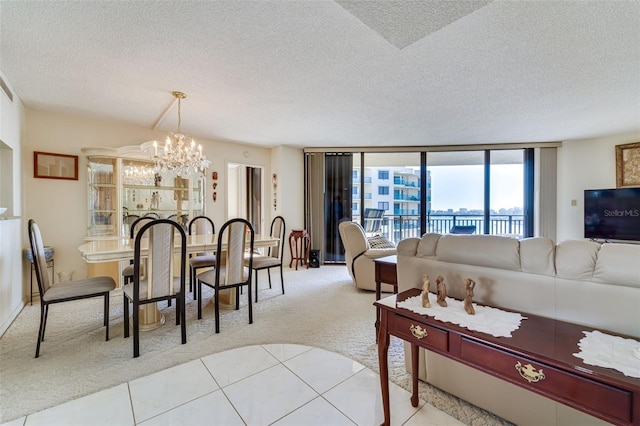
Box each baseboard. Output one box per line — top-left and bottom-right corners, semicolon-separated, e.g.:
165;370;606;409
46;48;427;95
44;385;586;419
0;299;26;337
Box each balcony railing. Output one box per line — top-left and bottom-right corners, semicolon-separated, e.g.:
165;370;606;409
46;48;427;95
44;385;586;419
352;213;525;244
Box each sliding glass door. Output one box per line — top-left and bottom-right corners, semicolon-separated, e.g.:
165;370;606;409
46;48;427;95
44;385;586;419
490;150;525;236
426;151;485;235
352;153;421;241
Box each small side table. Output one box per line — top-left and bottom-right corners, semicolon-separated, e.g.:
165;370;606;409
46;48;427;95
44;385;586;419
288;229;310;270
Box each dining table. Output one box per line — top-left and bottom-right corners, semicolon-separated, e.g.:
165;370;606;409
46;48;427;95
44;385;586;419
78;233;279;330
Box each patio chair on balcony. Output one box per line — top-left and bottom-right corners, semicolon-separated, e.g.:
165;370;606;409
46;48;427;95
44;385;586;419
363;208;385;235
450;225;476;234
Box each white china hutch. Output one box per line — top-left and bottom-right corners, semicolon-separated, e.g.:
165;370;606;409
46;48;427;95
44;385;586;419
82;146;205;239
81;146;205;286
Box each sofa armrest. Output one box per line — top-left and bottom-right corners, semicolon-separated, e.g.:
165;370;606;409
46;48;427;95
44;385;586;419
397;238;419;256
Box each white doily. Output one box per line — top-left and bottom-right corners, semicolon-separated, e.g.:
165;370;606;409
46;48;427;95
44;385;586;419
573;330;640;378
396;293;525;338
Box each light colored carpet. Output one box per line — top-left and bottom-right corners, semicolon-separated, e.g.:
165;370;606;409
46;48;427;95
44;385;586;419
0;265;510;425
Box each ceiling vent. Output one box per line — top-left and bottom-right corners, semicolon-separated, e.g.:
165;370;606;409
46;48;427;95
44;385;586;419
0;76;14;102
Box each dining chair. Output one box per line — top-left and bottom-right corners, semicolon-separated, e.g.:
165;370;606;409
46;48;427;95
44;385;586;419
122;216;155;286
197;218;254;333
123;219;187;358
27;219;116;358
246;215;285;302
188;216;216;300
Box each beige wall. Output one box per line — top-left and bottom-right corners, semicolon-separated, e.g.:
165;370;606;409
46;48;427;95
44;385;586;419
557;131;640;243
0;70;25;335
22;108;303;287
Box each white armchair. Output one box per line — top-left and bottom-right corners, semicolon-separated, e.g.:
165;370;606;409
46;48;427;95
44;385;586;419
338;221;397;291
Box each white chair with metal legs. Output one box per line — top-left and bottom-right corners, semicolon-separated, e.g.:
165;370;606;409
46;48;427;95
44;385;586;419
122;216;155;286
28;219;115;358
188;215;216;300
122;219;187;358
246;215;285;302
197;218;254;334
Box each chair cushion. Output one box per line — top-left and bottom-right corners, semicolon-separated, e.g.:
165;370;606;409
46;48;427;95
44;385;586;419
249;256;281;269
123;276;184;301
190;254;217;268
123;280;150;301
43;276;115;302
197;267;250;286
122;264;134;277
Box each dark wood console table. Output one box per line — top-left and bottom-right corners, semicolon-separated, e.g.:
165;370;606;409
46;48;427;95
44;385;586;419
375;288;640;426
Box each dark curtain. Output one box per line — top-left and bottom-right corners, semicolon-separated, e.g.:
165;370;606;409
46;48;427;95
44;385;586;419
523;148;534;238
324;153;352;263
246;166;262;235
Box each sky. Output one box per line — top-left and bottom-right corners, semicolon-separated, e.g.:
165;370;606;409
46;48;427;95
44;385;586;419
428;165;523;211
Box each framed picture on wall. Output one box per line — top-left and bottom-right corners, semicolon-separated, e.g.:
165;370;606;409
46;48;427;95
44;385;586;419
616;142;640;188
34;151;79;180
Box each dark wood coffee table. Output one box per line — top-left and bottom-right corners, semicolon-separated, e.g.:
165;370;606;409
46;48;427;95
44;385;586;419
375;288;640;426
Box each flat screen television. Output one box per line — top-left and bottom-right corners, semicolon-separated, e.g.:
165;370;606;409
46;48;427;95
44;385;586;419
584;188;640;241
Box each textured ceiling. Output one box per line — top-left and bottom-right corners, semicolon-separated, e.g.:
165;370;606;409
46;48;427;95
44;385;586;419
1;1;639;149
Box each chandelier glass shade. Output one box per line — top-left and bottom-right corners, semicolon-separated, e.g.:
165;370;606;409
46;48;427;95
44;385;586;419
151;91;210;177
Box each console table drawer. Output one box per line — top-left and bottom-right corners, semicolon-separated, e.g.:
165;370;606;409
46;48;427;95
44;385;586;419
460;338;632;423
392;315;448;351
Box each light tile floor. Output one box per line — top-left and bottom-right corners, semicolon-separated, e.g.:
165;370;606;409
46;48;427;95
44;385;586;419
3;344;464;426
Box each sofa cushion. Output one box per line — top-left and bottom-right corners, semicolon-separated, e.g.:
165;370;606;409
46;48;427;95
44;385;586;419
555;240;601;280
367;235;395;249
592;243;640;289
520;237;555;276
416;233;441;258
435;234;521;271
397;238;420;256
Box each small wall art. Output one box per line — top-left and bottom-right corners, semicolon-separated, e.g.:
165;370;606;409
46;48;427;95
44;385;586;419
272;173;277;210
34;151;78;180
616;142;640;188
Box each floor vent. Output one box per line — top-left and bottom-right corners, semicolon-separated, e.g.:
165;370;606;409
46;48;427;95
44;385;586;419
0;76;13;102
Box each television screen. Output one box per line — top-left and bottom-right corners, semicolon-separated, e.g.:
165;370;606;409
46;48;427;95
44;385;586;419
584;188;640;241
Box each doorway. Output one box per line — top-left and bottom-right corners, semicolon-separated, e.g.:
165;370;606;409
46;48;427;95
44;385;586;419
227;163;263;235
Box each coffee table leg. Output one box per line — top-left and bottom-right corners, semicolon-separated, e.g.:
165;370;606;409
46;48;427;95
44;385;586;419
378;309;391;426
411;344;419;407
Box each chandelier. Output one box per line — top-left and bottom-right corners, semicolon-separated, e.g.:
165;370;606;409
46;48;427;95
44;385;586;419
152;91;210;177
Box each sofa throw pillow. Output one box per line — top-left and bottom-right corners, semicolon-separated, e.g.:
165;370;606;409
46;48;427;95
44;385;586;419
367;235;395;249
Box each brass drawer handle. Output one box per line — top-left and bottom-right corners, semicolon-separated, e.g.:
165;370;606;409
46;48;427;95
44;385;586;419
515;361;546;383
410;324;428;339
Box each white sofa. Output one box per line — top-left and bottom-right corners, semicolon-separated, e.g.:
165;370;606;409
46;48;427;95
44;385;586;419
397;233;640;426
338;221;397;291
